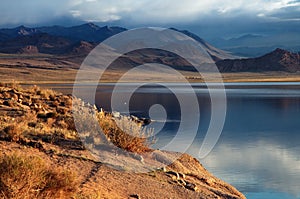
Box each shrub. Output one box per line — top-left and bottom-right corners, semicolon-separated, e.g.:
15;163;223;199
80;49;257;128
3;124;24;142
98;114;154;154
0;153;77;199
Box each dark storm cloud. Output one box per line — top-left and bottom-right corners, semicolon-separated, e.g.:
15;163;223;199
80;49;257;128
0;0;299;39
0;0;299;25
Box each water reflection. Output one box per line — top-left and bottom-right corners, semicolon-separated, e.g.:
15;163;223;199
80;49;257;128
42;82;300;199
195;140;300;198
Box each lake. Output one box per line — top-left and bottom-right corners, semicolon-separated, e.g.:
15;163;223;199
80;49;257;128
47;82;300;199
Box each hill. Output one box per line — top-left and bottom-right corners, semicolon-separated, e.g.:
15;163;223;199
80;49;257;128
0;33;73;54
216;48;300;72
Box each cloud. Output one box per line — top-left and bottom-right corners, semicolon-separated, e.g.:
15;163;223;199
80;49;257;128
0;0;299;26
65;0;300;23
0;0;299;37
0;0;70;25
67;0;132;22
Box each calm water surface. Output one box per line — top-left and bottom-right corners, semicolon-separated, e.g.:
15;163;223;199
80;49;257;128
48;82;300;199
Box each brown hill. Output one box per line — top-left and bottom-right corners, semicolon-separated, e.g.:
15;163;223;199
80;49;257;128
217;48;300;72
68;41;96;55
0;33;73;54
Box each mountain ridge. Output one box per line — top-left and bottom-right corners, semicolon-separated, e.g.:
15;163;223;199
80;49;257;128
0;23;235;61
216;48;300;72
0;24;299;73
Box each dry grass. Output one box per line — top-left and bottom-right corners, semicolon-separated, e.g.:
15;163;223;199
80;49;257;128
0;153;77;199
0;81;22;91
0;83;80;148
98;114;154;154
72;98;154;154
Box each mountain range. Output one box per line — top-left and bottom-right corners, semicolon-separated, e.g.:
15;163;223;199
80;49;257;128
0;23;299;73
0;23;125;55
0;23;236;61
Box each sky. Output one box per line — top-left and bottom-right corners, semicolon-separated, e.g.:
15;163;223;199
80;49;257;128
0;0;299;40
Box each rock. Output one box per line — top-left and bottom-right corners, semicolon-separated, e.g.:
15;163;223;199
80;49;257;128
130;115;152;126
22;101;30;106
166;170;180;180
112;111;120;118
178;172;186;179
140;118;152;125
2;92;11;99
203;177;216;186
178;178;187;186
185;182;198;192
129;194;141;199
3;100;13;107
46;112;57;118
11;93;18;101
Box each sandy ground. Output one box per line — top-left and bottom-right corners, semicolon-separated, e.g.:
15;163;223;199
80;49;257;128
0;141;246;199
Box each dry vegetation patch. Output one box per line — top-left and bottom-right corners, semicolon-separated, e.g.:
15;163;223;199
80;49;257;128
0;83;153;153
0;153;77;199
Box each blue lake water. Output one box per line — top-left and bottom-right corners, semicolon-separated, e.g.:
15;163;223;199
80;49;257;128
49;82;300;199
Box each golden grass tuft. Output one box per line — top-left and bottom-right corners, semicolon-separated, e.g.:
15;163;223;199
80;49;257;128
3;124;25;142
98;114;154;154
0;153;78;199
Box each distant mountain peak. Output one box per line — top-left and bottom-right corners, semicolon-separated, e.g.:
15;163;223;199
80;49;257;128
10;25;40;36
16;25;27;29
217;48;300;72
80;22;100;30
263;48;298;60
272;48;290;54
228;34;264;41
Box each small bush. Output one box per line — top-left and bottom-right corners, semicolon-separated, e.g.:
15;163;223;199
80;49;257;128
3;124;24;142
40;89;56;100
0;153;77;199
98;114;154;154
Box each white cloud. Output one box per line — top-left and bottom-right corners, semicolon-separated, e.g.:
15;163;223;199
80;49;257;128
0;0;299;25
67;0;134;23
63;0;300;23
70;10;82;17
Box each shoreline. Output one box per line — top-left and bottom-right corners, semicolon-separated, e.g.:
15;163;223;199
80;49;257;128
4;76;300;86
0;84;246;198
